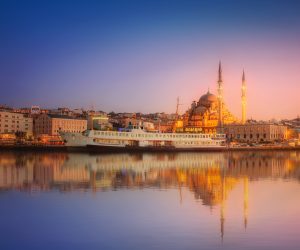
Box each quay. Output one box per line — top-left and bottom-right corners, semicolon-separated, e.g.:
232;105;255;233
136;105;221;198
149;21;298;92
1;144;300;153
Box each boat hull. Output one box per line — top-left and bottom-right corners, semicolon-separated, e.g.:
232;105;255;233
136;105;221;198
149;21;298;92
87;144;227;153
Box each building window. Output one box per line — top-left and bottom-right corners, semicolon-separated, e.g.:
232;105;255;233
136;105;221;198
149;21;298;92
250;134;253;139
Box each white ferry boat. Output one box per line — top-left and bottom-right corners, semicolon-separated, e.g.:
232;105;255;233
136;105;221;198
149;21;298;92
60;126;227;152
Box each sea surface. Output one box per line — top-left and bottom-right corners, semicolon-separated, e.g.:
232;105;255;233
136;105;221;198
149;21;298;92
0;150;300;250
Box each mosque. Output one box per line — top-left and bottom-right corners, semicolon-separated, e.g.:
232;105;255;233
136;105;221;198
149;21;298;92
176;62;247;134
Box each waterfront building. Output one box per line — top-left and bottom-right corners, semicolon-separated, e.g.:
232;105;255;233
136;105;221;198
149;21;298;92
179;62;238;134
34;114;87;136
281;117;300;139
225;123;287;143
0;110;33;136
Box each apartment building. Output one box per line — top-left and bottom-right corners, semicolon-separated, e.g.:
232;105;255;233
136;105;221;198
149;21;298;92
34;114;87;136
0;110;33;136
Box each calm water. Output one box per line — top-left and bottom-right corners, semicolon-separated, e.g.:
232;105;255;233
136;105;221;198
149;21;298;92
0;150;300;250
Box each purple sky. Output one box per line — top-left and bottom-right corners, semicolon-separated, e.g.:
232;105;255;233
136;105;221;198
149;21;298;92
0;0;299;119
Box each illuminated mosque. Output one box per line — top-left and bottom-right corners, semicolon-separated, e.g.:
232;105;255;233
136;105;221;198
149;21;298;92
177;62;247;134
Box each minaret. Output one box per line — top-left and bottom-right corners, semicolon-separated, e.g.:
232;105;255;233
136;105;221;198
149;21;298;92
241;70;247;124
217;61;224;129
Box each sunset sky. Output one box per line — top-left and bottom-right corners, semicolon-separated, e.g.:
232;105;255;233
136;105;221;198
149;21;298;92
0;0;299;120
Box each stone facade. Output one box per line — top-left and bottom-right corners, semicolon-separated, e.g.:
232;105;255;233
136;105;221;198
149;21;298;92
34;114;87;136
225;123;287;142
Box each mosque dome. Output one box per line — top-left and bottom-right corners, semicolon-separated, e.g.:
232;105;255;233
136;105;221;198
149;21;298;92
199;90;218;107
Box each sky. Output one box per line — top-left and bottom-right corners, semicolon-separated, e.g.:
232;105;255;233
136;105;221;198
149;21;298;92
0;0;299;120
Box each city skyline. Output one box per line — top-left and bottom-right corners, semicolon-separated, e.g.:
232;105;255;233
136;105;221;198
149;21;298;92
1;0;300;120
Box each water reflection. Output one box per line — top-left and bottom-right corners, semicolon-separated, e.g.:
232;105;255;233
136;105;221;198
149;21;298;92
1;151;300;248
1;151;300;199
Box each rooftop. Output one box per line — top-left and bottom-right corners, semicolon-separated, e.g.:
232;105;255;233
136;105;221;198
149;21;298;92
48;114;86;120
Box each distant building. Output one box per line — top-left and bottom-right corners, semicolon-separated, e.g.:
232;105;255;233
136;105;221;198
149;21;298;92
225;123;287;143
30;106;41;115
34;114;87;136
87;113;112;130
0;110;33;136
123;117;139;128
72;108;85;116
141;121;155;131
153;120;174;132
49;107;73;116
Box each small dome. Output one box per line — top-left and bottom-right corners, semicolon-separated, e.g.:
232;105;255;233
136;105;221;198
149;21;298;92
193;106;207;115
